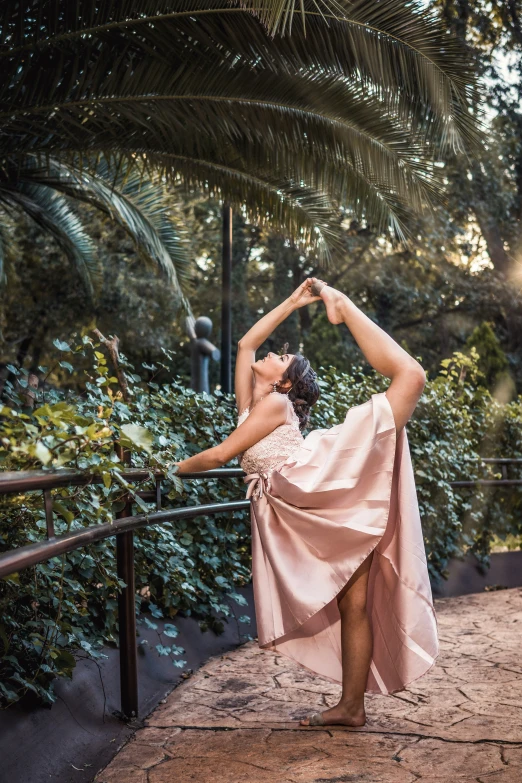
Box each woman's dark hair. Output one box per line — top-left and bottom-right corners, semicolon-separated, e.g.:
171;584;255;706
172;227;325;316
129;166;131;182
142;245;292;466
278;349;320;431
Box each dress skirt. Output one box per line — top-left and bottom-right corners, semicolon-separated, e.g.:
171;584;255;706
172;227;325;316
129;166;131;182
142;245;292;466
244;392;439;694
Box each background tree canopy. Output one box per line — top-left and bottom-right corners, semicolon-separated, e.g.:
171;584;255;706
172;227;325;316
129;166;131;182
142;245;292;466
1;0;518;395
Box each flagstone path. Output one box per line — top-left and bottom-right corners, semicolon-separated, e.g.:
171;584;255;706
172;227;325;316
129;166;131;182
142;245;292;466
95;588;522;782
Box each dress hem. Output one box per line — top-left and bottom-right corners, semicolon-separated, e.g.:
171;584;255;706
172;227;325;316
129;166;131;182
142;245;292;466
258;636;441;696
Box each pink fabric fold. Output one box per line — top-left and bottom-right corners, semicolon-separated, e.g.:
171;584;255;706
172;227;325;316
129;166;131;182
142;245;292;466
246;392;439;694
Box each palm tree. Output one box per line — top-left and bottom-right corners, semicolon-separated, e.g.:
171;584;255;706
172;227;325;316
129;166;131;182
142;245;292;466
0;157;190;304
0;0;482;261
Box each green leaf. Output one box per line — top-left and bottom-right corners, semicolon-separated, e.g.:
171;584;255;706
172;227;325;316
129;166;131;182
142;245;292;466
52;500;74;525
34;441;52;465
53;340;71;352
229;593;248;607
0;682;19;702
120;423;154;454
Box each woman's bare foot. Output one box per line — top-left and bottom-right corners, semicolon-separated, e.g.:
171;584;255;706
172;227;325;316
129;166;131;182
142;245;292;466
312;278;347;325
300;699;366;727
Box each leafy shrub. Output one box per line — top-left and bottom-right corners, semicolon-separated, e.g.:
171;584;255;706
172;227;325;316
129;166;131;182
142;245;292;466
0;336;250;706
1;338;521;707
313;350;522;580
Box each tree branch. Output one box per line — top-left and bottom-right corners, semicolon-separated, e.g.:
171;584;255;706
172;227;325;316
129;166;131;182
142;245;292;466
92;329;130;403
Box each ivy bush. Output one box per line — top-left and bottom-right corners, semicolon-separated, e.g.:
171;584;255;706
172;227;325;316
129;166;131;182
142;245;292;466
0;336;251;707
1;337;521;708
313;351;522;580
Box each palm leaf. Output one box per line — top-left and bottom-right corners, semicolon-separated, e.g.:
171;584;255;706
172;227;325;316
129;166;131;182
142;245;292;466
0;0;480;148
0;182;99;298
0;220;8;285
0;54;446;239
13;157;194;311
0;0;483;246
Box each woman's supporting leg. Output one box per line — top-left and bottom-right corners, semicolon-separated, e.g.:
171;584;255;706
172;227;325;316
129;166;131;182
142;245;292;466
300;552;373;726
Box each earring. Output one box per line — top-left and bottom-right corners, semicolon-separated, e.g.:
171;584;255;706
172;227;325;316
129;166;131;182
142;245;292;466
272;381;278;393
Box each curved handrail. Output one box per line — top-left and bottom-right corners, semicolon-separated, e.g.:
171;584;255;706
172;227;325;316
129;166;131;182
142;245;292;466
0;466;249;720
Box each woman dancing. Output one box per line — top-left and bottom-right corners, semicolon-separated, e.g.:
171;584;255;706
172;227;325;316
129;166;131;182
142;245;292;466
175;278;439;727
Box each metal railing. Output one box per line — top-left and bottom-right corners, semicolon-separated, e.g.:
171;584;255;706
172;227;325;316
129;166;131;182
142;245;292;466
450;458;522;488
1;456;521;720
0;464;248;719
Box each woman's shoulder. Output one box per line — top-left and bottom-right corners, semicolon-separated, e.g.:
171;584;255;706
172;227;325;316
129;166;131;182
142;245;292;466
257;392;290;414
237;392;289;422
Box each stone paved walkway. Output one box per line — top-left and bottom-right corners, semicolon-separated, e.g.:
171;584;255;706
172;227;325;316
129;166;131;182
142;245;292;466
95;588;522;782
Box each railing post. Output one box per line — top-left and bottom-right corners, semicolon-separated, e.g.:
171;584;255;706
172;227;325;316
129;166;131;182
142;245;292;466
115;445;138;719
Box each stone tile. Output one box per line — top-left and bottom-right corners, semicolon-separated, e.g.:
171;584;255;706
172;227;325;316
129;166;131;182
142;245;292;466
459;681;522;707
97;742;166;771
502;746;522;765
437;714;522;743
148;757;281;782
146;700;241;728
95;588;522;783
398;737;503;777
163;727;272;758
95;770;148;783
442;663;516;683
273;670;342;696
476;771;522;783
192;673;277;695
289;757;417;783
133;726;182;746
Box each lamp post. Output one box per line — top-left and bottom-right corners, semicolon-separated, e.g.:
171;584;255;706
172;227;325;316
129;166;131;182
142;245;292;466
221;203;232;394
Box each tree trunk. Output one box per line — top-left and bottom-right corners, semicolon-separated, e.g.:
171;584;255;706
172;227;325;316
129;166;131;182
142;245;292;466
472;207;512;275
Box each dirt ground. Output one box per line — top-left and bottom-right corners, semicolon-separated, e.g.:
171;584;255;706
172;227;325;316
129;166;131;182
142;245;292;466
95;588;522;783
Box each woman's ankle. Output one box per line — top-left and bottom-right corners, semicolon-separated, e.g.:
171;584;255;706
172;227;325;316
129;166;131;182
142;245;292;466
338;695;365;712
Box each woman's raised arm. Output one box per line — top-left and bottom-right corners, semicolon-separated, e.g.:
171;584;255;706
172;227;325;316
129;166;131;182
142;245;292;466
234;280;320;415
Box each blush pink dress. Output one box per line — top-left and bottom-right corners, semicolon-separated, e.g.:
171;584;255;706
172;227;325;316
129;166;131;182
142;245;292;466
237;391;439;694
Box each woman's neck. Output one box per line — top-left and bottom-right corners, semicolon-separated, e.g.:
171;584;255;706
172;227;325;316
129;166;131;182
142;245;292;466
251;383;275;406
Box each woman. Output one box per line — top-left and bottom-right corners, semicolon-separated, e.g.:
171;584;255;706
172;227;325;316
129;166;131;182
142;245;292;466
175;278;439;727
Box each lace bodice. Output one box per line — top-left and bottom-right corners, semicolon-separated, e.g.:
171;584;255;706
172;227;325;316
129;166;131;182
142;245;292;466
237;393;304;475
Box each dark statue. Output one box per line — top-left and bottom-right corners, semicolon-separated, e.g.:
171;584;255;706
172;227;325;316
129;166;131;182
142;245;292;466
186;316;221;393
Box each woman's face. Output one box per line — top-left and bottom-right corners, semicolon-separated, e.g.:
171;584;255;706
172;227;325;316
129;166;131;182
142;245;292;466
252;351;295;383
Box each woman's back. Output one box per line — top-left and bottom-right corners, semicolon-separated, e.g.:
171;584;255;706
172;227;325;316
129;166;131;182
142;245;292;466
237;392;304;474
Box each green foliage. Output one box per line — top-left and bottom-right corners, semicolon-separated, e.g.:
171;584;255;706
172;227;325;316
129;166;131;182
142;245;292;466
0;337;250;707
0;0;481;253
1;338;522;708
312;352;522;581
0;157;191;305
464;321;512;393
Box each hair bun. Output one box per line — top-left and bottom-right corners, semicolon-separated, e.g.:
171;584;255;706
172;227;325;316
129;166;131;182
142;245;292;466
281;352;320;431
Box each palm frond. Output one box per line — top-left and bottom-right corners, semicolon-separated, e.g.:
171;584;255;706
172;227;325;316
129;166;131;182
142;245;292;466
25;160;186;272
0;182;99;298
0;0;483;247
0;220;8;285
0;0;481;148
0;55;447;240
96;160;192;289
